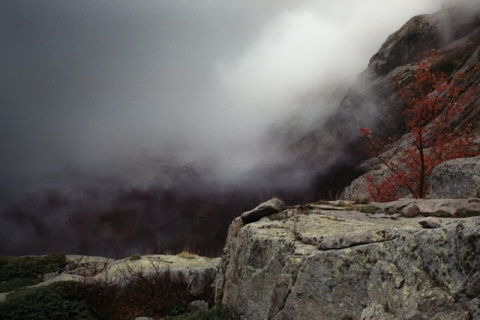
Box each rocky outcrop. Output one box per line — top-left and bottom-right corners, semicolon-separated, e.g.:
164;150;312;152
90;254;219;296
0;254;219;303
215;199;480;320
430;156;480;199
369;14;441;76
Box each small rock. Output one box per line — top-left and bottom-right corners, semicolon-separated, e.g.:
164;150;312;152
403;203;420;218
228;217;245;238
468;198;480;203
419;217;442;229
430;156;480;199
390;213;400;220
188;300;209;312
241;198;285;223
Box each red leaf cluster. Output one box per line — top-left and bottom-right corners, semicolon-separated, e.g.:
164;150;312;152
360;51;479;202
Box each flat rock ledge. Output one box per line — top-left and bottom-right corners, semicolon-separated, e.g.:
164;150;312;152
215;199;480;320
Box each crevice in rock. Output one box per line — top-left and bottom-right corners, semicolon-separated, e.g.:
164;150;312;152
317;238;396;251
268;256;306;320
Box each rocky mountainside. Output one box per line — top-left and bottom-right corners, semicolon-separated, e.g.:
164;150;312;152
290;2;480;195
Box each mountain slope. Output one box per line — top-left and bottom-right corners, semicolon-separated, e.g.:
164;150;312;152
288;2;480;197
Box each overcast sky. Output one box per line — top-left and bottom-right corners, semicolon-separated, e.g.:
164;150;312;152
0;0;445;189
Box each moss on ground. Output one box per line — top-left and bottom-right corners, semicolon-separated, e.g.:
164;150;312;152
165;305;238;320
455;210;480;218
430;210;452;218
358;205;380;214
385;206;401;214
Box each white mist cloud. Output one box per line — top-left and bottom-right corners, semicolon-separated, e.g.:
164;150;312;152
185;0;443;180
217;0;443;111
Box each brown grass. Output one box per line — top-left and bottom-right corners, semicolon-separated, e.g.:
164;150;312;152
177;251;197;259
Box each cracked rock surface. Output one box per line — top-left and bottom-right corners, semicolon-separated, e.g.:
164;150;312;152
215;200;480;320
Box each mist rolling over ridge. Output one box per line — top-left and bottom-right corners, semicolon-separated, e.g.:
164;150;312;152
0;0;447;257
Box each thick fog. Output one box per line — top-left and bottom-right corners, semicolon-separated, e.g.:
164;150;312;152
0;0;444;185
0;0;452;256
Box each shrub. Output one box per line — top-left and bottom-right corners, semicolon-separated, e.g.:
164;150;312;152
0;281;97;320
0;254;66;292
79;264;215;320
129;254;141;261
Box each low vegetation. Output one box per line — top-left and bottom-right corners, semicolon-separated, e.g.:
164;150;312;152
129;253;141;261
0;278;237;320
0;281;95;320
79;265;215;320
0;254;66;293
177;251;198;259
165;305;238;320
0;255;235;320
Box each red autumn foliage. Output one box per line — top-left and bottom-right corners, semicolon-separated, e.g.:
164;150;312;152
360;51;478;202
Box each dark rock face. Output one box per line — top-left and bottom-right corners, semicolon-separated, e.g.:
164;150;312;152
258;3;480;200
294;14;443;196
369;14;441;76
430;156;480;199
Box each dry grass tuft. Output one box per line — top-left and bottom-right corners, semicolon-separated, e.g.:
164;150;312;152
177;251;197;259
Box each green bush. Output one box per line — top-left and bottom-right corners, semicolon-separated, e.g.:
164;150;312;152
0;277;39;293
0;254;66;292
129;254;141;261
165;305;238;320
0;281;97;320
